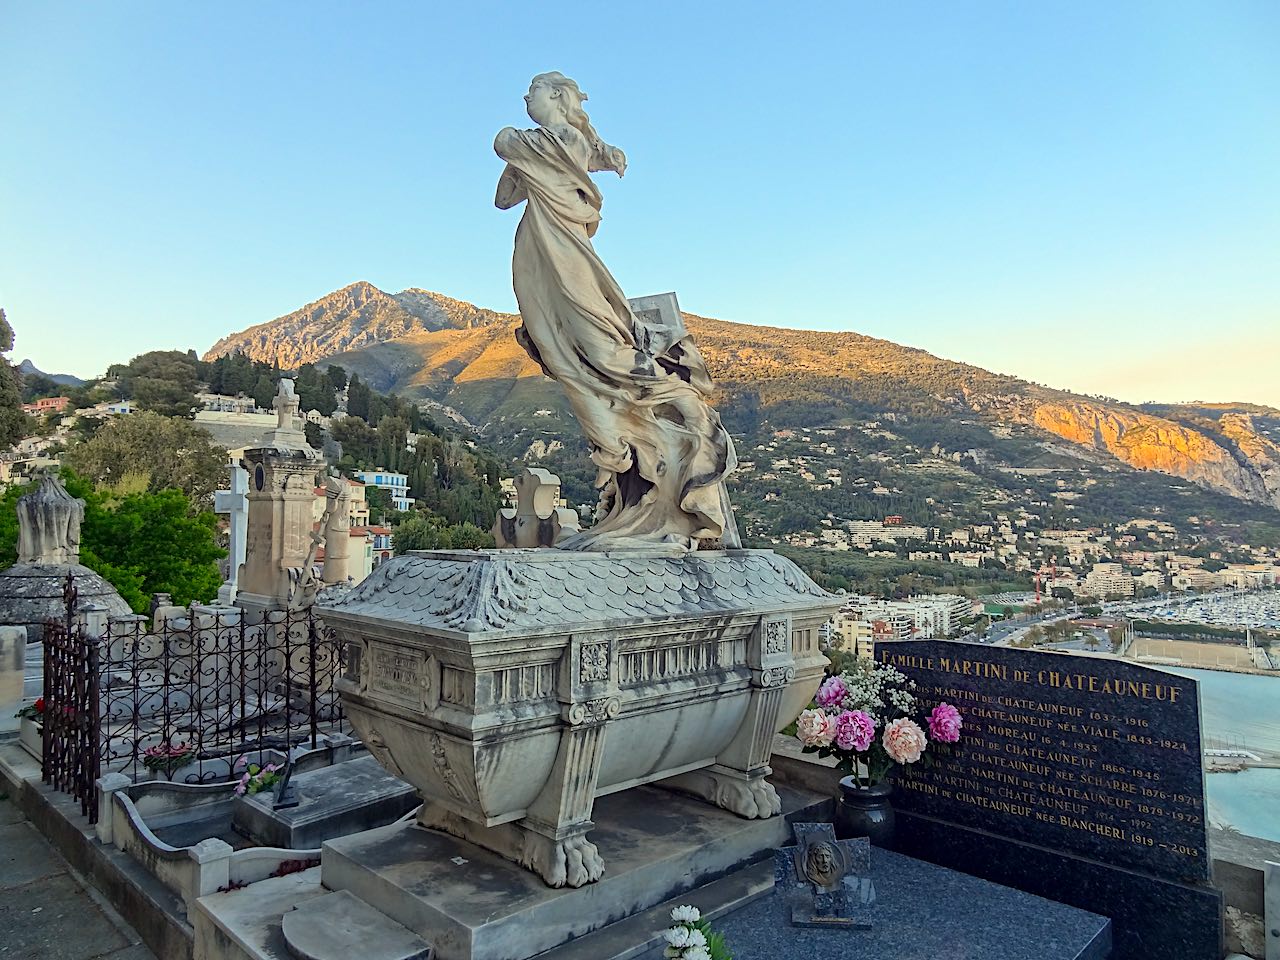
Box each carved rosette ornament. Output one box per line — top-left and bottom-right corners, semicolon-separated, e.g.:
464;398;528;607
579;642;609;683
764;619;789;655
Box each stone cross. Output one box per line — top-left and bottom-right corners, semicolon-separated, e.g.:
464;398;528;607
273;378;302;431
263;379;311;452
774;822;874;929
492;467;581;549
214;463;249;604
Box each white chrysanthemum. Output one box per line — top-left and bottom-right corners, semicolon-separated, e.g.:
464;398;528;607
686;928;708;949
683;948;711;960
664;926;692;949
670;905;701;923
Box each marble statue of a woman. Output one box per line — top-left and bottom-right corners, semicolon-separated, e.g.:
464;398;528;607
494;72;739;551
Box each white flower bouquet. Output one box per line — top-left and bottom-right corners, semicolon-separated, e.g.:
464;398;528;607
661;905;730;960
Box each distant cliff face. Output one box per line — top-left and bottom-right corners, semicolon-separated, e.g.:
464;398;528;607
1007;399;1280;509
205;282;1280;512
1219;413;1280;506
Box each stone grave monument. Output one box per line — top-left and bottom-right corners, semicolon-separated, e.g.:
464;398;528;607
298;71;842;959
0;474;131;640
877;639;1223;960
236;379;324;613
193;74;1122;960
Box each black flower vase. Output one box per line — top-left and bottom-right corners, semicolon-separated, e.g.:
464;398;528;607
834;777;895;848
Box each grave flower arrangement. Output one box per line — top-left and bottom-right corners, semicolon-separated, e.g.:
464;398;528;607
794;656;962;787
142;740;196;775
14;697;44;721
660;905;731;960
233;756;283;796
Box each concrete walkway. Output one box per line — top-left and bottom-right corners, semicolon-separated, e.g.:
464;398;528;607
0;795;156;960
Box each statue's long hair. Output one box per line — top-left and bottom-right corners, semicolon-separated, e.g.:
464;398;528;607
533;71;627;176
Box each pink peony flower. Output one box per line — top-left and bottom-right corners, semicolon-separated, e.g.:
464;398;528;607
928;703;963;743
795;708;837;748
833;710;876;752
883;718;928;764
816;675;848;708
234;773;249;796
234;755;248;771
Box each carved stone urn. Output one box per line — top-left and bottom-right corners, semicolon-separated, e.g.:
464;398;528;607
319;548;840;887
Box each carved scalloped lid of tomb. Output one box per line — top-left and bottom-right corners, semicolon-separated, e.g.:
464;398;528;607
317;549;838;636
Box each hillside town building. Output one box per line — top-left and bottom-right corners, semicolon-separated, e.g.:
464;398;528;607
356;469;414;511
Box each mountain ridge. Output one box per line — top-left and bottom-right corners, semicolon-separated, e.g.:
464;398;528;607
18;359;85;387
204;282;1280;514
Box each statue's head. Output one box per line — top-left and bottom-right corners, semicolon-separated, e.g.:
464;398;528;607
524;72;627;177
525;72;584;128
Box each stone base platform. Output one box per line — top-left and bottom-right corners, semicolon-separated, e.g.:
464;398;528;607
192;783;1113;960
318;782;829;960
232;755;420;850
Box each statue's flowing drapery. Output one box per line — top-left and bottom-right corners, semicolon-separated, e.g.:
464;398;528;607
495;126;737;550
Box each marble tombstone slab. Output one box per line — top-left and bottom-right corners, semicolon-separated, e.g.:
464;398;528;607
319;547;840;887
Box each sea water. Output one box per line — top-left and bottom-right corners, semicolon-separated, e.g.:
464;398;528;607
1162;666;1280;842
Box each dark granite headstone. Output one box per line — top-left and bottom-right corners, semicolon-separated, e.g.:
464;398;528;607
877;640;1222;960
774;822;874;929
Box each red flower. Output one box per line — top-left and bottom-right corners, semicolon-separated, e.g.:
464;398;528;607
33;698;44;714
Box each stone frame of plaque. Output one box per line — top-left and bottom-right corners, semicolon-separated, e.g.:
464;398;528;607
876;640;1223;960
367;640;432;712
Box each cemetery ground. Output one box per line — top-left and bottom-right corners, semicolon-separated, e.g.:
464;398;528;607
0;793;157;960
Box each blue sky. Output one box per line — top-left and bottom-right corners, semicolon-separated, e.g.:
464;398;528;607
2;1;1277;406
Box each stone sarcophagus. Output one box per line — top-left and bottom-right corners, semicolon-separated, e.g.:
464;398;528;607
319;548;840;887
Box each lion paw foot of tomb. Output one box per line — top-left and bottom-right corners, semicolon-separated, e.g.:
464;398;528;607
715;776;781;819
523;832;605;888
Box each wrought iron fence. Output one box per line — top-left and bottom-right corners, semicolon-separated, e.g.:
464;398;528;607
42;578;100;819
43;579;347;822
